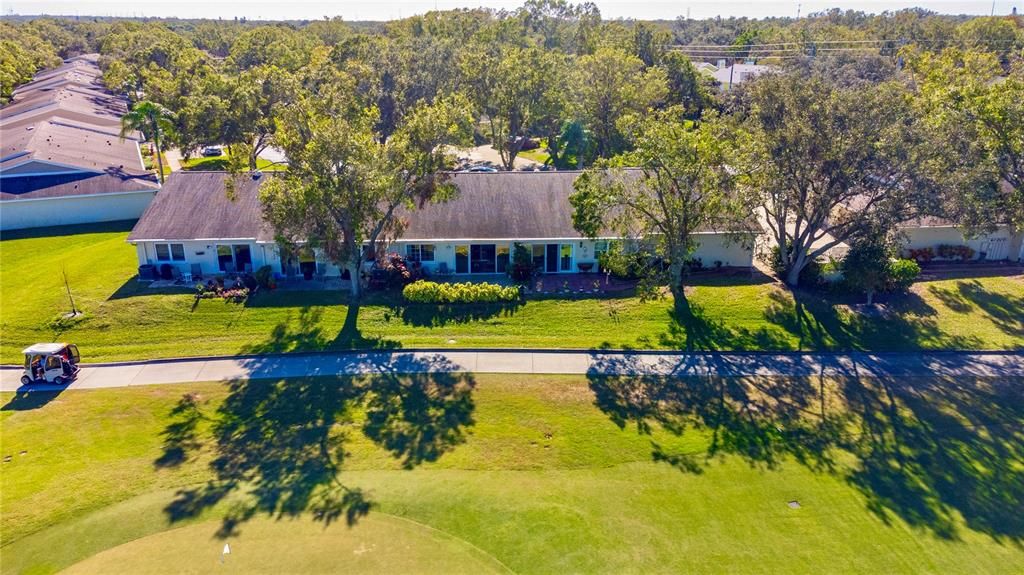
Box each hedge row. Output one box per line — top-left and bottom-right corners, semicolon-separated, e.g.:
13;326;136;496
403;280;521;304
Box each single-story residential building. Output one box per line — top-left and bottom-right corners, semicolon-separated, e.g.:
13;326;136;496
899;216;1024;262
127;170;756;281
0;53;158;231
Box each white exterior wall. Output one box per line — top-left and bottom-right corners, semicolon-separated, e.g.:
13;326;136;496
901;225;1021;261
388;234;754;276
690;233;755;268
132;234;755;280
1;190;157;231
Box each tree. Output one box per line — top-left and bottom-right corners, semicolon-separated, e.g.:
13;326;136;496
570;109;749;305
259;77;472;300
228;25;317;72
220;66;296;170
120;100;176;183
911;49;1024;230
461;44;566;170
572;48;668;160
736;73;931;287
841;237;891;305
841;236;920;304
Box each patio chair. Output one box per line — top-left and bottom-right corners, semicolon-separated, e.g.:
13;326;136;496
190;263;203;281
171;266;183;283
437;262;453;276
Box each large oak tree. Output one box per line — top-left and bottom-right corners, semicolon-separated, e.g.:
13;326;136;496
259;73;472;299
736;73;933;287
571;109;751;305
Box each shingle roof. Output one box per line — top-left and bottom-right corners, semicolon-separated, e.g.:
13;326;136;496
129;170;751;243
0;169;158;202
0;53;141;179
402;171;592;240
1;120;142;173
128;171;274;241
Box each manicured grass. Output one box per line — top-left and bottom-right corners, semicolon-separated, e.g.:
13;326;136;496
0;223;1021;364
180;154;283;171
2;374;1022;574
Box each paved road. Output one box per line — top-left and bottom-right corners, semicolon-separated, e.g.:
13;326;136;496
2;350;1021;393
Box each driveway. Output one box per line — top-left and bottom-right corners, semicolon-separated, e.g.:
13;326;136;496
2;350;1021;393
450;145;542;170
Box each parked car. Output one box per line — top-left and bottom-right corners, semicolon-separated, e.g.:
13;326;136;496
202;146;224;157
466;165;498;173
21;343;80;386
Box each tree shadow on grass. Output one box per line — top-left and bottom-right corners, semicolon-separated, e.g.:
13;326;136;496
633;297;794;352
763;288;983;351
155;354;475;538
585;353;1024;542
928;280;1024;337
396;300;524;328
236;305;400;356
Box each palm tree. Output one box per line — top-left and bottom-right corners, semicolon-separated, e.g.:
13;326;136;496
120;100;176;184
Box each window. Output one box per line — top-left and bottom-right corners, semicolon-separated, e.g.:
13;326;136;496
155;243;185;262
470;244;496;274
496;245;510;273
560;244;573;271
594;240;609;259
406;244;435;262
45;355;61;370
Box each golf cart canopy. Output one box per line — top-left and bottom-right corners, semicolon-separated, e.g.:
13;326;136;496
22;343;72;355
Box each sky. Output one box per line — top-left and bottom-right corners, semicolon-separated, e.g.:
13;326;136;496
2;0;1019;21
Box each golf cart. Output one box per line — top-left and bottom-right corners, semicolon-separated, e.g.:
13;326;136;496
21;343;80;386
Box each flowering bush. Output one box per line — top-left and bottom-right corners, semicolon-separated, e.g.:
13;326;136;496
378;252;423;287
907;247;934;263
403;281;520;304
195;282;249;302
936;244;975;261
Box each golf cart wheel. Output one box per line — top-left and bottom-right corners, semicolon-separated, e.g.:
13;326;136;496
54;376;66;386
21;375;31;385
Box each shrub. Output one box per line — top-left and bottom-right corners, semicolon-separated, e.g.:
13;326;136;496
887;258;921;291
403;281;521;304
254;265;273;289
507;243;537;283
378;252;421;287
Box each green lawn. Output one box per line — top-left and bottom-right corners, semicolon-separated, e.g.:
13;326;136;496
0;222;1021;364
2;373;1022;573
180;154;283;171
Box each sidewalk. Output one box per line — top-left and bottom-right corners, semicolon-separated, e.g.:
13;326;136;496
2;350;1021;393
